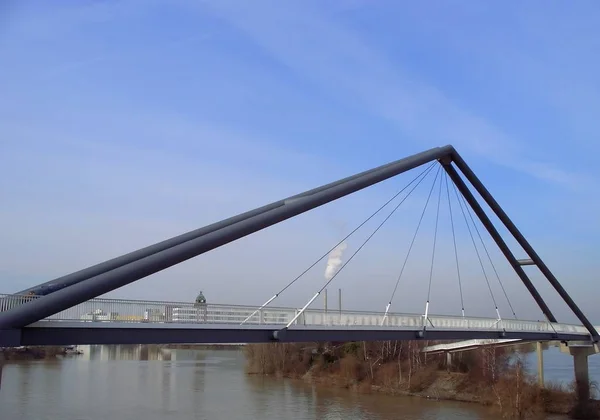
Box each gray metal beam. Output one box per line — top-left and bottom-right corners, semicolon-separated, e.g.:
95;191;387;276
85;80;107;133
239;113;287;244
449;153;600;341
15;150;427;296
442;162;557;323
0;145;455;329
6;324;587;347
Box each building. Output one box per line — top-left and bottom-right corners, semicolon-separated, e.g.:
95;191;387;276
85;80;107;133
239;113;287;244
80;309;118;322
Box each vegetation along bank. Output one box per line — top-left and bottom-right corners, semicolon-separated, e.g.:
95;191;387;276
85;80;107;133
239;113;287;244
245;340;600;419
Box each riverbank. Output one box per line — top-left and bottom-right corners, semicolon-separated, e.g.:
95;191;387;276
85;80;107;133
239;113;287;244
1;346;82;361
244;341;599;419
0;344;244;361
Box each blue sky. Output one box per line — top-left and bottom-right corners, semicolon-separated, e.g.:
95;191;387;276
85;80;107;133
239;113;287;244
1;1;599;323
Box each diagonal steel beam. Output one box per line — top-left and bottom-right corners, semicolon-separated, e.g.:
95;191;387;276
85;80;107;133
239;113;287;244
442;161;557;323
15;148;437;297
448;153;599;340
0;145;454;329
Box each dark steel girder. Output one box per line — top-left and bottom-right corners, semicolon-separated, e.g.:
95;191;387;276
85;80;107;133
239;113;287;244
0;324;588;347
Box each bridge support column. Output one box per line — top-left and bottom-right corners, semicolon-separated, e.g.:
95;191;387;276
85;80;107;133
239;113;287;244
560;342;599;416
574;349;590;402
446;352;452;371
536;341;544;388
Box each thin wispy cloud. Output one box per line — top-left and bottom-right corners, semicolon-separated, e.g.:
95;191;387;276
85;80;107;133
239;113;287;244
193;0;594;190
44;32;214;80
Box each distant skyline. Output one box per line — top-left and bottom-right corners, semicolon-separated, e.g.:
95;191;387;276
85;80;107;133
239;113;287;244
1;1;599;324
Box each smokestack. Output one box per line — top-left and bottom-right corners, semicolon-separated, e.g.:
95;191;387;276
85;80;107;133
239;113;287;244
339;288;342;323
325;242;347;281
324;288;328;313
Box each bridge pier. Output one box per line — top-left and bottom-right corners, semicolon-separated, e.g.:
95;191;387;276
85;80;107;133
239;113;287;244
574;350;590;401
560;342;599;414
536;341;544;388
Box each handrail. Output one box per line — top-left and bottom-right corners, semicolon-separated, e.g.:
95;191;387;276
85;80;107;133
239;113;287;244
0;294;591;337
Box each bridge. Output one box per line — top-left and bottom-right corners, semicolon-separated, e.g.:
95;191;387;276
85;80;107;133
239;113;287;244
1;145;598;399
0;294;595;346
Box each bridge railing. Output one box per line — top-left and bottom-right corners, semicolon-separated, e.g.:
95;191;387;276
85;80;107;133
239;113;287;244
0;293;41;312
0;294;299;325
0;294;591;336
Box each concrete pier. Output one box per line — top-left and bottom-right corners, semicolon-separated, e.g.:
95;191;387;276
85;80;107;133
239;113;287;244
574;349;590;401
560;342;599;404
536;341;544;388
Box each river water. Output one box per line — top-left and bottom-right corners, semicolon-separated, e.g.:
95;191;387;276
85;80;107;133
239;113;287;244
0;345;595;420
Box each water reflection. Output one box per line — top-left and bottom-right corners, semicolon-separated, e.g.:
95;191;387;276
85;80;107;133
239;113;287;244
160;358;172;413
0;345;516;420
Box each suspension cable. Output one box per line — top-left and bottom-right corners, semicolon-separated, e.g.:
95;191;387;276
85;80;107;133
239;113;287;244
444;172;465;317
285;163;437;328
423;166;443;330
426;167;443;302
382;165;442;323
451;180;501;320
456;184;518;319
241;162;436;324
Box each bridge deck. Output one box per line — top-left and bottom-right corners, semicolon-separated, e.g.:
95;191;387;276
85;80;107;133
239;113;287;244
0;294;594;346
8;321;589;346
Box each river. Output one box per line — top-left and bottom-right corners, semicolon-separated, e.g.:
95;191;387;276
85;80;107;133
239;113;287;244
0;345;596;420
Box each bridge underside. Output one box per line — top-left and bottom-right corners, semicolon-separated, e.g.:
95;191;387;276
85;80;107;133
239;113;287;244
422;338;525;354
0;322;588;347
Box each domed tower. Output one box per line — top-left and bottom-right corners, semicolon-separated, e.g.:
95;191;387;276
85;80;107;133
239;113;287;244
194;291;207;322
195;291;206;305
